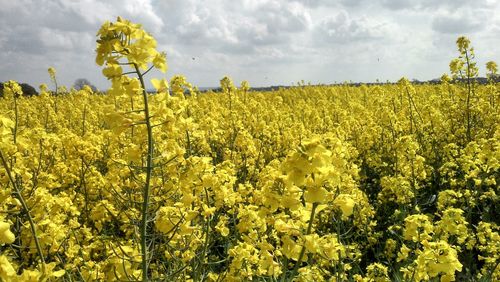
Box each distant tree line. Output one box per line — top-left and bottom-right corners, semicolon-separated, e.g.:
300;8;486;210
0;82;38;96
0;78;98;97
1;76;498;97
73;78;97;92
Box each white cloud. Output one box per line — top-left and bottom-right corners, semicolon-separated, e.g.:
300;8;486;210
379;0;496;11
314;10;393;44
39;28;93;51
160;0;311;48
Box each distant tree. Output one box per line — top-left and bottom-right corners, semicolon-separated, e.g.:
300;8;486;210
20;83;38;96
73;78;97;92
0;82;38;97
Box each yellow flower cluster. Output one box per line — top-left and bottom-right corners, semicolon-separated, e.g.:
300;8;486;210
96;16;166;73
403;240;463;282
0;19;498;281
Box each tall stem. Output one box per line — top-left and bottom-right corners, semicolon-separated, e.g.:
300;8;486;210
82;104;87;137
405;87;414;135
464;50;472;143
13;96;18;144
288;202;318;280
0;150;46;274
134;64;154;282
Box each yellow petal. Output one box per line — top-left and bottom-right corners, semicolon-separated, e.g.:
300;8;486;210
151;78;169;93
0;255;16;279
304;186;328;203
51;269;66;278
0;222;15;244
334;194;355;218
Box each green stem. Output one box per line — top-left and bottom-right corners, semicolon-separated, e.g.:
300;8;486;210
289;202;318;280
134;63;154;282
464;50;472;143
82;104;87;137
0;150;46;275
13;96;18;144
197;187;212;280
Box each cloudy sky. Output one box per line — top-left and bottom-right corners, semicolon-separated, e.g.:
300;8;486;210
0;0;499;90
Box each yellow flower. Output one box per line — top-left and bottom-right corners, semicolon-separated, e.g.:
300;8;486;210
304;234;320;254
0;116;14;141
0;221;15;244
403;214;433;242
304;186;328;203
486;61;498;74
101;63;122;79
240;80;250;91
456;36;470;52
2;80;23;98
281;235;301;261
0;255;16;280
220;76;235;93
48;67;56;79
153;52;167;73
155;206;183;234
151;78;169;93
365;263;390;282
397;243;411;262
413;240;462;282
384;238;397;259
435;208;469;245
333;194;356;218
378;175;414;204
95;16;166;77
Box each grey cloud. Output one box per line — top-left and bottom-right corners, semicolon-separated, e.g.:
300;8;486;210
431;9;487;34
1;26;48;54
0;0;165;89
380;0;491;11
232;1;311;47
39;28;94;52
339;0;368;7
314;11;388;44
432;15;483;34
0;0;95;33
262;1;312;33
0;1;123;56
292;0;338;8
158;0;311;55
380;0;415;10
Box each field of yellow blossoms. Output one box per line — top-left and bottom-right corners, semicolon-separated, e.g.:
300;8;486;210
0;17;499;282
